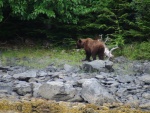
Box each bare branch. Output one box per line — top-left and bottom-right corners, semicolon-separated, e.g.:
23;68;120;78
104;34;110;43
110;46;119;53
104;46;119;59
99;34;103;41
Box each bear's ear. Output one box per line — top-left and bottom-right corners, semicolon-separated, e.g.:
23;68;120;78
78;39;82;43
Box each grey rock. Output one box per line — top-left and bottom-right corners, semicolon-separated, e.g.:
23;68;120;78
116;74;134;83
113;56;128;63
13;69;37;79
38;81;77;101
77;79;90;85
139;101;150;110
0;93;7;98
63;76;75;82
32;82;42;97
95;75;105;79
64;64;74;72
144;62;150;74
66;80;78;86
82;60;113;72
0;58;149;108
143;85;150;90
37;70;47;77
95;72;109;79
46;65;57;72
106;81;120;87
1;73;13;83
133;61;150;74
139;73;150;84
71;73;78;77
116;88;127;97
126;95;140;108
105;60;114;71
64;64;79;73
142;93;150;99
108;87;118;94
7;66;27;75
68;88;83;102
0;82;13;94
14;81;32;96
113;62;135;75
81;78;116;105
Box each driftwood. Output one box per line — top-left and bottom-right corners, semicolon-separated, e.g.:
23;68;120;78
98;34;118;59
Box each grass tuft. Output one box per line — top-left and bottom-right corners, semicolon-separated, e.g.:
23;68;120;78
0;41;149;68
113;41;150;60
0;47;84;69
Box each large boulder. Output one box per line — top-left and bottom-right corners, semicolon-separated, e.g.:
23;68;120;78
82;60;113;72
81;78;116;105
38;81;78;101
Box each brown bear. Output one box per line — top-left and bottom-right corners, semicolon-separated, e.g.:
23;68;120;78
76;38;105;61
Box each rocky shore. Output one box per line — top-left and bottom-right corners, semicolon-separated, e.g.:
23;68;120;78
0;56;150;112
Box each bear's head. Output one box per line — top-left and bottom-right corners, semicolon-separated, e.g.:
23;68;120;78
76;39;85;49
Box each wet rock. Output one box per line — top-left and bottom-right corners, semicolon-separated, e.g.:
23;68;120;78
81;78;116;105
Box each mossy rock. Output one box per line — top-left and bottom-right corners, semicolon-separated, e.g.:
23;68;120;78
0;98;149;113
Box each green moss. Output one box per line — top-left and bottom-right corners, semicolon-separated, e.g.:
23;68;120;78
0;99;149;113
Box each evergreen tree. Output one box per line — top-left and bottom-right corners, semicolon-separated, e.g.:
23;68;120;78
131;0;150;41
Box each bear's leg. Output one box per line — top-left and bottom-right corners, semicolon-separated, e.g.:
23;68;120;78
82;51;91;61
92;53;96;60
98;50;104;60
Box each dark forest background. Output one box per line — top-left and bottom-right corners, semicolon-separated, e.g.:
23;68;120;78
0;0;149;48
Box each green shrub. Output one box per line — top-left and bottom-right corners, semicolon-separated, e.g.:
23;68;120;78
114;41;150;60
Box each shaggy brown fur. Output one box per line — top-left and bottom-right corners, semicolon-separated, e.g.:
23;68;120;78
77;38;105;61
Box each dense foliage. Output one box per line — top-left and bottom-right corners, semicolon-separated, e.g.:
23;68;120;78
0;0;149;46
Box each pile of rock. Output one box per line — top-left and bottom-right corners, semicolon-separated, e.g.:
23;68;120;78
0;56;150;110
